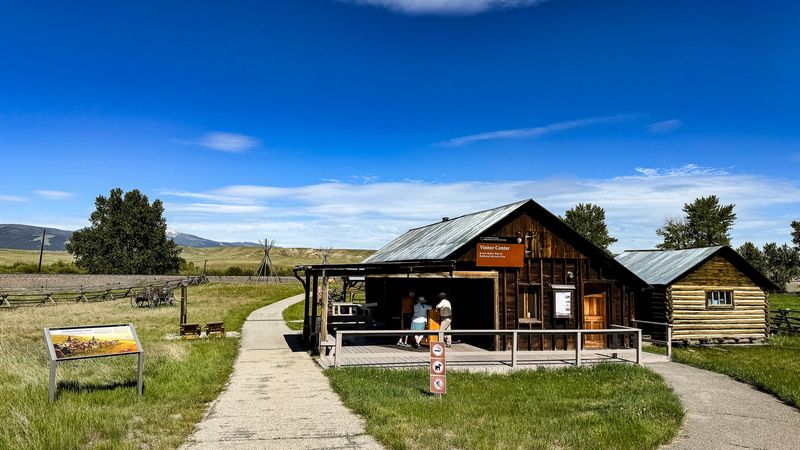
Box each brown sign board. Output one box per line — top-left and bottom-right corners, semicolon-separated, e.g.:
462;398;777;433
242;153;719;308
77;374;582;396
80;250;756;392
429;342;447;394
430;375;447;394
475;242;524;268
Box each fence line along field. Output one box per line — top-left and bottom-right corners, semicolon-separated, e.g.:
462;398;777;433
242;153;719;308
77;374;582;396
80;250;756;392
0;246;374;272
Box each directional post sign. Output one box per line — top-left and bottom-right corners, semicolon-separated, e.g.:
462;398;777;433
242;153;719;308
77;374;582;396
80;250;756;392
429;342;446;395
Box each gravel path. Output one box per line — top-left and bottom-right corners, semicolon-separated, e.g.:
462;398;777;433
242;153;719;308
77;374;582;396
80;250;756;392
649;361;800;449
181;294;382;450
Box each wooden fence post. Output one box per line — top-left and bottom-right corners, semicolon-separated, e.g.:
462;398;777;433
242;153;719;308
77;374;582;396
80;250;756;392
575;331;582;367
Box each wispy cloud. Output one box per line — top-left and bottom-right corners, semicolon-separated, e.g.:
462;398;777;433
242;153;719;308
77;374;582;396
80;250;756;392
344;0;546;16
173;132;260;153
0;194;27;202
34;190;74;200
437;114;638;147
648;119;682;133
160;164;800;251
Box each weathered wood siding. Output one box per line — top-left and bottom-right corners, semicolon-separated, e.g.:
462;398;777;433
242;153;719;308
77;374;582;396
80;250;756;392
669;256;768;342
451;210;638;350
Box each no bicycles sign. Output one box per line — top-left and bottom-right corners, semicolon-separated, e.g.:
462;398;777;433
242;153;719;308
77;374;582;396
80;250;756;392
429;342;446;395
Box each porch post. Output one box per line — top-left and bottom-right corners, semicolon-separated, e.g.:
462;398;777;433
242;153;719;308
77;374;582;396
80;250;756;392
511;331;518;369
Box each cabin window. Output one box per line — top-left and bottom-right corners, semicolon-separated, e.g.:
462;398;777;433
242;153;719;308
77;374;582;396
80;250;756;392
706;290;733;308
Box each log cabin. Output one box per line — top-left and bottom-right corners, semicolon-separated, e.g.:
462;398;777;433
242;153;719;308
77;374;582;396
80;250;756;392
615;246;779;345
298;199;649;351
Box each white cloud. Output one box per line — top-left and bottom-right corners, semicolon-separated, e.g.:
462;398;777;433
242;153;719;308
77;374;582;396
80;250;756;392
648;119;682;133
173;132;260;153
160;164;800;252
0;194;27;202
34;190;74;200
438;114;638;147
165;203;269;214
345;0;545;15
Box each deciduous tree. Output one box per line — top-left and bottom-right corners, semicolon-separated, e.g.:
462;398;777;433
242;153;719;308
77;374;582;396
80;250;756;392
656;217;691;250
563;203;618;252
66;188;183;274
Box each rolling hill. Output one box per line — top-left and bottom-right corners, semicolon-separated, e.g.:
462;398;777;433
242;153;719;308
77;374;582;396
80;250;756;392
0;224;260;250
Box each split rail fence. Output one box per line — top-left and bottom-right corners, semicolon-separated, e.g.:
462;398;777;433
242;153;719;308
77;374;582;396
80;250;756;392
0;275;207;308
771;309;800;335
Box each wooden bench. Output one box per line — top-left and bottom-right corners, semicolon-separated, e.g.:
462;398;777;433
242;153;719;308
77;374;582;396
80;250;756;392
206;322;225;337
320;335;336;356
180;323;202;339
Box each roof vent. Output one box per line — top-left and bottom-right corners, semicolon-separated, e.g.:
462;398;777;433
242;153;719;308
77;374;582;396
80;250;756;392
442;217;450;222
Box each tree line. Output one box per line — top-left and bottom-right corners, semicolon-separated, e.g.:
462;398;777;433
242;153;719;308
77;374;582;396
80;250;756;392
64;188;799;290
563;195;799;290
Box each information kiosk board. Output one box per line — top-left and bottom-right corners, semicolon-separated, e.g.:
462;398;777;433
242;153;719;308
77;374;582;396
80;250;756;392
43;323;143;402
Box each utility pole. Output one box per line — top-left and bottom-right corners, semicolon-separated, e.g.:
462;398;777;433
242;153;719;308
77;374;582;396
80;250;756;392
37;229;46;274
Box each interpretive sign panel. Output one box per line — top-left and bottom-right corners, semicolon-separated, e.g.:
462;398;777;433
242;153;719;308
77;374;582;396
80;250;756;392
43;323;143;402
475;241;524;268
45;324;140;360
554;291;573;319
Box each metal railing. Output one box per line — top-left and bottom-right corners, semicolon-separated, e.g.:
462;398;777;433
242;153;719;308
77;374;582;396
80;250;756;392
333;327;642;369
629;320;673;359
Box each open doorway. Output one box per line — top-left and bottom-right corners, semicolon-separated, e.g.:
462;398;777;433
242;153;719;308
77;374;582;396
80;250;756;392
365;277;496;349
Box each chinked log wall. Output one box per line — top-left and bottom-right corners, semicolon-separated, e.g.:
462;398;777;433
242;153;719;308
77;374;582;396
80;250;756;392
668;256;768;343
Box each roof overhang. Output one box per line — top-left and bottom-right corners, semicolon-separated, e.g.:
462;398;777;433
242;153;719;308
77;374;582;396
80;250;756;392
293;260;457;277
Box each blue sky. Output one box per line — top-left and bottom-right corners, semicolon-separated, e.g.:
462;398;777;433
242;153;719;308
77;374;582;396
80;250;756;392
1;0;799;251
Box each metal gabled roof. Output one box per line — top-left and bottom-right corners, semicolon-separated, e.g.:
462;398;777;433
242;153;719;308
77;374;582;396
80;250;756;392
363;200;529;263
614;246;723;285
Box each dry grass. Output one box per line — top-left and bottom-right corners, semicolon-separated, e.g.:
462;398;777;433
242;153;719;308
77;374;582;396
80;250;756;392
0;282;303;449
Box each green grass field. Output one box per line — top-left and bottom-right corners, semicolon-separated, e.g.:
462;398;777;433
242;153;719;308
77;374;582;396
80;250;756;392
771;293;800;310
327;365;683;450
0;282;303;449
664;335;800;408
283;299;306;331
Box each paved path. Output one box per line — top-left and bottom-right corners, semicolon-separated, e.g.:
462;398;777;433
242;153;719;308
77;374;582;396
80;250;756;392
648;361;800;449
182;294;382;450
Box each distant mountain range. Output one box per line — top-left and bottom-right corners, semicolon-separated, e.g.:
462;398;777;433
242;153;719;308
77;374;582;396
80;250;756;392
0;224;260;250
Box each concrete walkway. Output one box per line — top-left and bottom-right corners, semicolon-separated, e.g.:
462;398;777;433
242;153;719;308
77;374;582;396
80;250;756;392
182;294;382;450
648;361;800;449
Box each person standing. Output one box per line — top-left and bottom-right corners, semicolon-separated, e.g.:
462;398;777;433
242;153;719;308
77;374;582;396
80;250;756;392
435;292;453;347
411;296;432;349
397;289;415;346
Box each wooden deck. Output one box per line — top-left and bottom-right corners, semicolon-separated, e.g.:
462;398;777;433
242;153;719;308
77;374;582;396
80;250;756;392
318;341;669;371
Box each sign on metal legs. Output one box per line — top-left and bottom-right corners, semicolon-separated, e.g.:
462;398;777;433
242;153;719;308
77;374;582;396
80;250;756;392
43;323;144;402
429;341;446;395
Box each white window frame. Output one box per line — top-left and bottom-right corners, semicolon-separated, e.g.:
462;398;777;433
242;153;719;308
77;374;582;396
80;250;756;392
706;290;734;308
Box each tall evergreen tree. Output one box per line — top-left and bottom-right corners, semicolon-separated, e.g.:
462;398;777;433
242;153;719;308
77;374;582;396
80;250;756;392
736;242;767;274
792;220;800;249
66;188;183;274
762;242;800;290
656;195;736;249
563;203;618;252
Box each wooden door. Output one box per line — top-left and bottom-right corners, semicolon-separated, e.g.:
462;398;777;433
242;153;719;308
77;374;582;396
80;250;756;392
582;294;607;349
